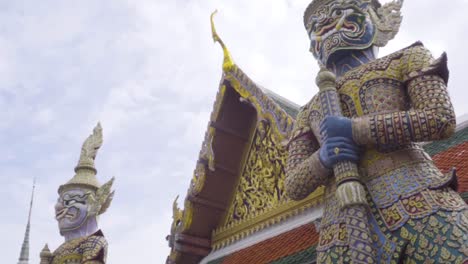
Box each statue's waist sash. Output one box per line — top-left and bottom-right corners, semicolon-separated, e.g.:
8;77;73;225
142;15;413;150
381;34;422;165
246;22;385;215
320;147;466;236
359;147;432;180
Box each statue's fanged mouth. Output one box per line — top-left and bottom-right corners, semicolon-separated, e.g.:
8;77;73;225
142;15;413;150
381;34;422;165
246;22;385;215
56;208;76;220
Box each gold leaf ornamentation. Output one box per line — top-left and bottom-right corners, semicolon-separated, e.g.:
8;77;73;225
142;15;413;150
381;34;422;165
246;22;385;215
189;162;206;196
224;120;288;225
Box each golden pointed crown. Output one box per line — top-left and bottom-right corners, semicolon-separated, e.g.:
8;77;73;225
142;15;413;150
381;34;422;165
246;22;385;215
58;123;103;193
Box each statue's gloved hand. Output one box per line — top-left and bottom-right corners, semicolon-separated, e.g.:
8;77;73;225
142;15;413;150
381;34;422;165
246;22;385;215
320;116;353;141
319;137;361;169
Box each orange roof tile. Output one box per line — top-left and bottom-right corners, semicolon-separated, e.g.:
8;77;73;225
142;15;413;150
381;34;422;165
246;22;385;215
220;223;319;264
431;142;468;193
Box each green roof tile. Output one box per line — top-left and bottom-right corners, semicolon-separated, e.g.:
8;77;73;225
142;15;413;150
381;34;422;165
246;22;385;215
461;192;468;202
269;245;317;264
423;127;468;156
206;256;225;264
272;98;299;118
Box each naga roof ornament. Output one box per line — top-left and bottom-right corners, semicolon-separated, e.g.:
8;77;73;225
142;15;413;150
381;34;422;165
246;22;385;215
211;10;234;72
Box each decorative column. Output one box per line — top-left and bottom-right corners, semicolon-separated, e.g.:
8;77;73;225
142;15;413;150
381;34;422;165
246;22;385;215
39;244;53;264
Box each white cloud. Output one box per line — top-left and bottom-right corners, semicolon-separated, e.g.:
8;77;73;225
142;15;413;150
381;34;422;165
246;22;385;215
33;108;54;126
2;0;468;263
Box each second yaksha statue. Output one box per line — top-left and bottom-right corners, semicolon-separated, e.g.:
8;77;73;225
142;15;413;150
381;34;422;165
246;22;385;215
284;0;468;263
40;123;115;264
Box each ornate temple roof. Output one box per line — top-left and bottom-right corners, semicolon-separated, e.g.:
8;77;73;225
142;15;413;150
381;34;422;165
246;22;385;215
165;13;302;264
262;89;300;118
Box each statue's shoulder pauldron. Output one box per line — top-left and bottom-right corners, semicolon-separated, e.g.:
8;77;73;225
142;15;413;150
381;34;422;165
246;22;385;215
400;41;449;83
290;95;321;141
81;232;108;263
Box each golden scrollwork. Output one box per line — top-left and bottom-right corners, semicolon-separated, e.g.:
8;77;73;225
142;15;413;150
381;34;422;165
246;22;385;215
169;196;193;237
171;196;184;233
181;199;193;232
224;120;289;225
212;189;324;250
188;162;206;196
199;85;226;172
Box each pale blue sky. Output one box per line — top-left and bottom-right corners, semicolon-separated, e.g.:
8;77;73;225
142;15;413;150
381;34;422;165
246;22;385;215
2;0;468;263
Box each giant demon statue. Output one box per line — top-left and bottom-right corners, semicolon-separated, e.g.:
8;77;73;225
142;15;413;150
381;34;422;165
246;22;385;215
284;0;468;263
40;123;115;264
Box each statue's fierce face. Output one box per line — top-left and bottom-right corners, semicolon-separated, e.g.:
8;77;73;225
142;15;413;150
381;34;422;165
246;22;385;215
55;188;92;233
306;0;376;66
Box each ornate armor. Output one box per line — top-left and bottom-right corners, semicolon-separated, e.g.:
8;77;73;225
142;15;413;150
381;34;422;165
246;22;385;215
49;231;107;264
285;42;468;263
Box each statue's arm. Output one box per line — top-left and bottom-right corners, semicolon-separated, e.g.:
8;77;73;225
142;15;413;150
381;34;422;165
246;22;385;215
352;46;455;148
285;108;330;201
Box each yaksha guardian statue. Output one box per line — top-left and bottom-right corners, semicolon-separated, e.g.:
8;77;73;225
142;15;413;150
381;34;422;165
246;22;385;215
285;0;468;263
40;123;115;264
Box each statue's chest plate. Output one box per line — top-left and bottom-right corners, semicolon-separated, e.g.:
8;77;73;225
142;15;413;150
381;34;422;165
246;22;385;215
52;237;87;264
336;53;408;118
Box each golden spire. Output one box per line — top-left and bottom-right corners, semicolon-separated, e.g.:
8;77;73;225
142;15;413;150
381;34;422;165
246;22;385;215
210;10;235;72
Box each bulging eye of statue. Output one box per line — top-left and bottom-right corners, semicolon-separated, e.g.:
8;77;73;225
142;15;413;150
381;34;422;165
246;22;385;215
64;199;85;206
332;9;343;18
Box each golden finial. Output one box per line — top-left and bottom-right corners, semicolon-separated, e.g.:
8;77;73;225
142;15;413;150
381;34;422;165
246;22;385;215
211;10;235;72
40;244;53;264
